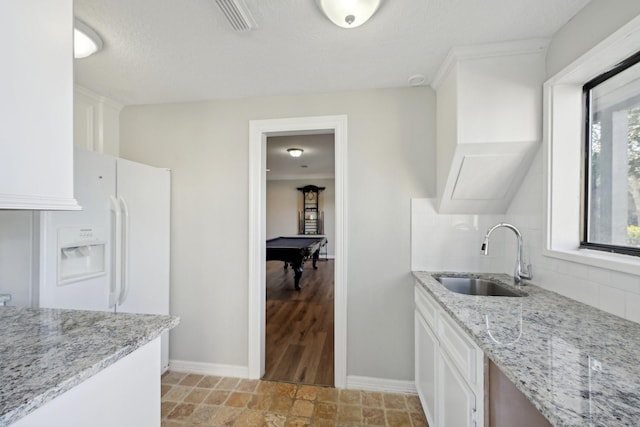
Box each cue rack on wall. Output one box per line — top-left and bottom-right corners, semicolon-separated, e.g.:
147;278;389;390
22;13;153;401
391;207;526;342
297;185;325;235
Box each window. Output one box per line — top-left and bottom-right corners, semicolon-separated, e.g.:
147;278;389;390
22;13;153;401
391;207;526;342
582;51;640;256
545;17;640;275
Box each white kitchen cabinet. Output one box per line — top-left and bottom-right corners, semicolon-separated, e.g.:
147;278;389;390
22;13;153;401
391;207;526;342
0;0;79;210
74;86;123;156
415;282;484;427
415;310;438;426
431;39;547;214
438;349;477;427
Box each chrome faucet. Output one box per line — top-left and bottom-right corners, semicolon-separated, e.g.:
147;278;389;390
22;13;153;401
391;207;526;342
481;223;532;284
0;294;11;307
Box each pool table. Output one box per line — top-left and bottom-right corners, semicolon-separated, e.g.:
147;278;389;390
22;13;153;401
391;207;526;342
266;236;327;290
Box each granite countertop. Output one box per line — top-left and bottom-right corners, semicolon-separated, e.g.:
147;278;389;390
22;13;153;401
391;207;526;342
412;271;640;427
0;307;179;426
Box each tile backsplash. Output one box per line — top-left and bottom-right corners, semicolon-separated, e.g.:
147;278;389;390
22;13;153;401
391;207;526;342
410;199;506;273
411;197;640;324
504;211;640;324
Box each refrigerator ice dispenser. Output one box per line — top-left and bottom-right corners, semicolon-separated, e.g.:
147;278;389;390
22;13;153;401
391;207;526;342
58;226;107;285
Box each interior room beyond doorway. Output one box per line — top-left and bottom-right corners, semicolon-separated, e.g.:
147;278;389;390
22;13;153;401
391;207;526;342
264;134;335;386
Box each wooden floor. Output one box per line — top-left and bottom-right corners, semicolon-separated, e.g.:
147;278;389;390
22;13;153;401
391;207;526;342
263;258;334;387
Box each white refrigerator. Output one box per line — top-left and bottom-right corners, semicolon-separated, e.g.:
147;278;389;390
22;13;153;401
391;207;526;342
39;149;171;372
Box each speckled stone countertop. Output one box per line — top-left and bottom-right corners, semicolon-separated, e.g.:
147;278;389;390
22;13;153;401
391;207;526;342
413;271;640;427
0;307;179;426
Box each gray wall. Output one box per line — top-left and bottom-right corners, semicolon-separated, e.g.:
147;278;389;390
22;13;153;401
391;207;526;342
120;87;435;381
267;178;335;257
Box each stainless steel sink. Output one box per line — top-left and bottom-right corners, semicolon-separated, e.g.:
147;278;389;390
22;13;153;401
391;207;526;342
435;276;525;297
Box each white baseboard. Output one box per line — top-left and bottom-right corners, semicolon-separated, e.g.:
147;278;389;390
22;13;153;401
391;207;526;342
346;375;417;394
169;361;415;395
169;359;249;378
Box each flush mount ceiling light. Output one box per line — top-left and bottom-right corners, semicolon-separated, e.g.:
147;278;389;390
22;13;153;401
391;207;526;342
74;18;103;59
316;0;381;28
287;148;304;158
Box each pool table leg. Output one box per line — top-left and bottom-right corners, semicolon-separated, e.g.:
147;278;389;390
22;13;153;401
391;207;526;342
292;261;303;291
312;249;320;269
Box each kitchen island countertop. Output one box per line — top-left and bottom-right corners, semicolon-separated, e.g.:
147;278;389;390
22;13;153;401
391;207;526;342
413;271;640;427
0;306;178;426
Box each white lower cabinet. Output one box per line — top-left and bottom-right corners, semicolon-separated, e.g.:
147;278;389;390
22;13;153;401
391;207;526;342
415;283;484;427
438;349;478;427
415;311;438;425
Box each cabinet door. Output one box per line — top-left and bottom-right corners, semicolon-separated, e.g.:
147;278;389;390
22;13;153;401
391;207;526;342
415;311;437;427
438;349;478;427
0;0;78;210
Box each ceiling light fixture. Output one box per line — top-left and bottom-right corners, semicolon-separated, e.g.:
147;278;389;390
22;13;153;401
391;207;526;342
287;148;304;158
74;18;103;59
316;0;381;29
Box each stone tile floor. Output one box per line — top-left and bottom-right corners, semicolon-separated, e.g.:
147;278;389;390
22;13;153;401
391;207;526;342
161;371;428;426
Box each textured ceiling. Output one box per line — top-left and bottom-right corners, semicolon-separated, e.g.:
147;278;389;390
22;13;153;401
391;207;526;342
74;0;591;105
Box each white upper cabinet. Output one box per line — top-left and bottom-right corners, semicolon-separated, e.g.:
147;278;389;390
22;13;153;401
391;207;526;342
0;0;79;210
74;86;123;157
432;40;548;214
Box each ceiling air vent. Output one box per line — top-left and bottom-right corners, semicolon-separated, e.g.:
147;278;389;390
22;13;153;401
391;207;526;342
215;0;257;32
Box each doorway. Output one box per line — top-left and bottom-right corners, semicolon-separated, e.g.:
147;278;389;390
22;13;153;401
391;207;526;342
263;134;335;386
248;115;347;388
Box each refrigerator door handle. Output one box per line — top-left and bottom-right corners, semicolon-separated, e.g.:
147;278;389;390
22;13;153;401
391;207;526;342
117;196;130;306
109;195;122;309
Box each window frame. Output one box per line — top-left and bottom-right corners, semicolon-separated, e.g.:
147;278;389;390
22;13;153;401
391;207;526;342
543;14;640;277
581;49;640;257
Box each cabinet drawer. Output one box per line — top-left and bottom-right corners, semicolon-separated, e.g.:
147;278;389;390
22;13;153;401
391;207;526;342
415;284;437;327
438;312;479;384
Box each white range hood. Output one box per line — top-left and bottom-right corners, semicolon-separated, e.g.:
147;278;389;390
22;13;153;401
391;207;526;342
432;39;548;214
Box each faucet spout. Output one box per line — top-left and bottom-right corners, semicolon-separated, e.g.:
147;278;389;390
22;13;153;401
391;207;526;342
481;223;532;284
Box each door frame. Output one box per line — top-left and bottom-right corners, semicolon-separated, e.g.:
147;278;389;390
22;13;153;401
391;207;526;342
248;115;348;387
